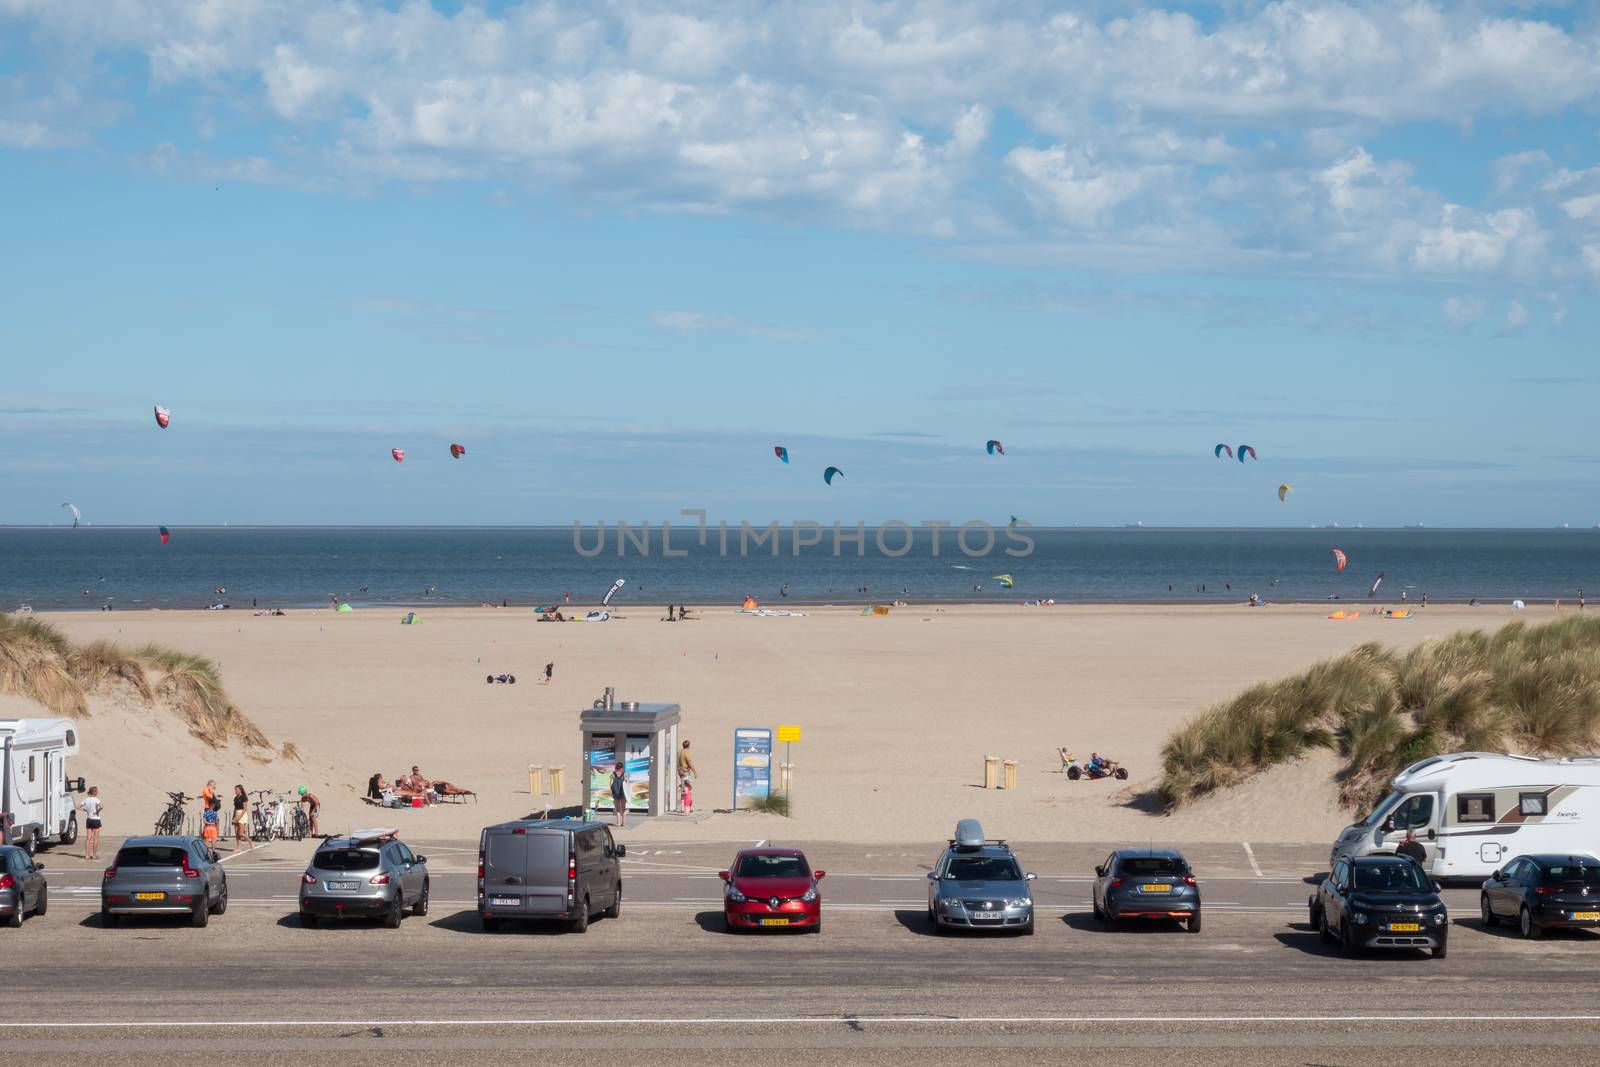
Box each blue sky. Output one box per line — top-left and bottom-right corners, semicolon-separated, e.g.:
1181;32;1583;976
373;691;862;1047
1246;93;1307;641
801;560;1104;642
2;1;1598;527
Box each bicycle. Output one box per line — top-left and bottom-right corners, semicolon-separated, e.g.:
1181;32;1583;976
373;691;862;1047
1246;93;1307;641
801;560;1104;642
153;791;190;836
250;790;289;841
289;804;311;841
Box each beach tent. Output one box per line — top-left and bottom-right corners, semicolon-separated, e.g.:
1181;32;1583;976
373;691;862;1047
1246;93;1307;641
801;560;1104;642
741;597;759;609
401;612;422;625
336;602;354;613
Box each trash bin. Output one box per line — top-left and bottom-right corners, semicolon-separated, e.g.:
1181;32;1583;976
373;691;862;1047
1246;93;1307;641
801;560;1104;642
1002;759;1018;790
549;764;566;795
983;755;999;789
529;763;545;796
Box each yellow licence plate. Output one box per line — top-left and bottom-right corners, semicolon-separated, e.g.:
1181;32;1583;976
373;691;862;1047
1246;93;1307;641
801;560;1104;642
1572;912;1600;920
133;892;166;901
1141;884;1171;892
1387;922;1420;932
760;918;790;926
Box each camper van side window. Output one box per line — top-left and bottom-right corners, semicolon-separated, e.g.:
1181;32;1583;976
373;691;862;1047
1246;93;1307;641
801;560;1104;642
1457;793;1496;823
27;757;34;783
1519;793;1547;816
65;730;76;747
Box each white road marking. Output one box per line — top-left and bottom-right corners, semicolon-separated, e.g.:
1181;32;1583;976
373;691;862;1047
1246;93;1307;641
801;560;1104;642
4;1014;1600;1030
1242;842;1263;878
753;840;766;847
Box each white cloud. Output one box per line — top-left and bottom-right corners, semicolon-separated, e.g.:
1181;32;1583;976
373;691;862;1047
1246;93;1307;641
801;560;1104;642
1411;206;1544;276
1443;296;1486;330
1561;193;1600;220
1584;245;1600;280
650;311;818;342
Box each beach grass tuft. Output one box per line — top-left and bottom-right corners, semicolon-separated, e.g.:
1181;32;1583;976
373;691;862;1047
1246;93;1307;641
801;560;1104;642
747;793;791;816
0;612;269;750
1161;615;1600;811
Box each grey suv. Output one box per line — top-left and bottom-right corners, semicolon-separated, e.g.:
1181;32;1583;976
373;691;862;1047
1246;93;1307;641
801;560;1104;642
299;831;429;928
101;836;227;927
926;819;1036;935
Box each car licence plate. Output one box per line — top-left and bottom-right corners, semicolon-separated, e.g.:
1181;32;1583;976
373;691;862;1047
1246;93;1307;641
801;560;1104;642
970;911;1003;920
133;892;165;901
1141;884;1171;893
1572;911;1600;920
325;881;358;891
1387;922;1421;932
760;918;789;926
489;897;520;906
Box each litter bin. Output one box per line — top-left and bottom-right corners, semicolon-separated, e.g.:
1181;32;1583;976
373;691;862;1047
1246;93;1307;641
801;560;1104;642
983;755;999;789
1002;759;1018;790
529;764;545;796
549;764;566;795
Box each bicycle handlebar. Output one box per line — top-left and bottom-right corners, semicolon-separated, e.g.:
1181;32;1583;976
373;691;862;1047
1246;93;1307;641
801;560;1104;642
165;791;190;802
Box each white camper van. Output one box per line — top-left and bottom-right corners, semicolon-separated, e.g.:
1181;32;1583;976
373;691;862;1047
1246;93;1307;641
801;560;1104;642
0;719;85;854
1330;752;1600;880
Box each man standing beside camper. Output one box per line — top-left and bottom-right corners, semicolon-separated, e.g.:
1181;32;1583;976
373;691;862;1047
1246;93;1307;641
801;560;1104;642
1397;829;1427;866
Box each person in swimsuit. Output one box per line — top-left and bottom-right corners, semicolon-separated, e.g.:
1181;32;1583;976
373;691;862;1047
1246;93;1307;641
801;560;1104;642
297;787;320;837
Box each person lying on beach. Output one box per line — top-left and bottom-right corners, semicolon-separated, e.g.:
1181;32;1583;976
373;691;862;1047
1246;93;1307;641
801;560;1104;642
430;780;475;797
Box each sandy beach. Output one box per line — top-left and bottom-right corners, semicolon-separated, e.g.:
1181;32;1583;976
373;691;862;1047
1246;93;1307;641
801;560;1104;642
31;602;1558;847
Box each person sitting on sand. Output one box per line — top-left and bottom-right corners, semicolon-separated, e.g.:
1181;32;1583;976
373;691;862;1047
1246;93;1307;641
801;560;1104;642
367;773;389;800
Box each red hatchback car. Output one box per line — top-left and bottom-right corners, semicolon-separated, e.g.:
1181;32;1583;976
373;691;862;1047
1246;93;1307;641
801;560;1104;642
720;847;824;933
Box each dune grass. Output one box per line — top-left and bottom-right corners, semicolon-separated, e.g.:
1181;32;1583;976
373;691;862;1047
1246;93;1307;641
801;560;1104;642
0;612;267;749
747;793;791;816
1160;615;1600;812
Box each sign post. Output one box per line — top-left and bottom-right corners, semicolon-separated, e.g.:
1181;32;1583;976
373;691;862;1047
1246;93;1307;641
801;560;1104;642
776;725;801;813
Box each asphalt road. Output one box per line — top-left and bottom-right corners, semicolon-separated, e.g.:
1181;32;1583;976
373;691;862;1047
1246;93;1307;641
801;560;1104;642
10;837;1600;1064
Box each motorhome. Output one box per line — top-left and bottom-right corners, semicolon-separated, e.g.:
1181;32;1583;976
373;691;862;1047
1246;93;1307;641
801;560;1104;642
0;719;85;854
1330;752;1600;880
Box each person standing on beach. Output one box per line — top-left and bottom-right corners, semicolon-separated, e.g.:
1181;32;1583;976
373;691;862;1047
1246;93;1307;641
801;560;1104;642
543;662;554;684
677;740;698;815
231;784;253;852
1581;589;1586;610
298;787;321;837
610;764;628;828
80;786;103;860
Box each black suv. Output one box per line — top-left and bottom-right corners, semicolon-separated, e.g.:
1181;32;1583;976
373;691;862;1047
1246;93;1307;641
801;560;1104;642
1310;854;1447;958
1481;854;1600;939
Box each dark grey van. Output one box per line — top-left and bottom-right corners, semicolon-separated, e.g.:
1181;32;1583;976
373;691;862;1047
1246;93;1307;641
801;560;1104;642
477;819;625;933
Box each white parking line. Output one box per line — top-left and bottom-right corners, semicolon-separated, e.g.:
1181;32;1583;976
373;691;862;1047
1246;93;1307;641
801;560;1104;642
1242;842;1263;878
4;1013;1600;1030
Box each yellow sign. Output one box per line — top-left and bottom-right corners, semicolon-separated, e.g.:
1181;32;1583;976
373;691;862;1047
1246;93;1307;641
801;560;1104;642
776;725;802;743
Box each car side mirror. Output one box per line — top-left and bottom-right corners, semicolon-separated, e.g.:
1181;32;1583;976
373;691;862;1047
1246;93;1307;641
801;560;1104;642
614;844;626;857
718;870;730;882
1025;872;1037;882
33;863;44;871
72;777;86;793
1095;866;1106;877
1490;869;1501;881
1432;881;1443;893
813;870;825;880
926;871;938;881
1380;817;1395;833
414;855;427;865
209;851;220;863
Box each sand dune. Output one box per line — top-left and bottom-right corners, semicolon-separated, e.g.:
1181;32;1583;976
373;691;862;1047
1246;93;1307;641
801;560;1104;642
34;602;1549;845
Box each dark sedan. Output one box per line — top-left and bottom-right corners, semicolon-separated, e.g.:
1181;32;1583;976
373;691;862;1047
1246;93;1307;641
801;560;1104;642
1310;855;1447;958
0;845;47;928
1092;849;1201;932
1482;854;1600;939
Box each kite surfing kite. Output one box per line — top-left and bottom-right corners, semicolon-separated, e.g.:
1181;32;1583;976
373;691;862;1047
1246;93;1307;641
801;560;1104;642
154;406;171;429
992;574;1015;588
823;466;843;485
391;448;405;463
1238;446;1257;463
1332;548;1348;573
773;446;789;464
602;578;625;607
1008;515;1019;530
450;443;466;459
1213;443;1233;460
986;440;1004;456
1368;573;1386;598
159;526;171;545
1277;483;1293;501
61;503;80;528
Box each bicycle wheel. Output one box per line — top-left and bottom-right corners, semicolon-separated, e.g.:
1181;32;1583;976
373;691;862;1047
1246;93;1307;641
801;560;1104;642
154;807;180;835
291;808;309;841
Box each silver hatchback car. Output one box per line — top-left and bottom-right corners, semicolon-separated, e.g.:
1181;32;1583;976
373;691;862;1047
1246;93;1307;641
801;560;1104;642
0;845;47;927
299;829;429;928
101;836;227;927
926;819;1037;935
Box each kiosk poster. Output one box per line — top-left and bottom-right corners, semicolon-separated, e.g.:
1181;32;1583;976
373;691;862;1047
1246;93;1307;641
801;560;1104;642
588;741;617;811
623;734;651;812
733;727;773;809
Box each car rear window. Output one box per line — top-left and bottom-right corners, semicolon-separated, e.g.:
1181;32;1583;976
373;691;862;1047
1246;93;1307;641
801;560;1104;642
115;846;188;868
1118;857;1185;877
314;848;380;871
944;855;1020;881
737;854;810;879
1543;864;1600;886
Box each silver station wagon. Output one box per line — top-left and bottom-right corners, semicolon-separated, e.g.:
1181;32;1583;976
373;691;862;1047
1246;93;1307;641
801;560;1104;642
926;819;1037;935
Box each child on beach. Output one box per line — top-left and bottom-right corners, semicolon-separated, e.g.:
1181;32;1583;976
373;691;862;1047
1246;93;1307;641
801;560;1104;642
200;801;220;847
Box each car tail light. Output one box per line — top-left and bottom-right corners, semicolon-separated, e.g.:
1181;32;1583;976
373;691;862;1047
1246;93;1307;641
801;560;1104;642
1536;886;1562;895
103;867;116;880
567;852;576;902
302;872;317;885
1110;877;1123;888
1182;876;1198;887
181;857;200;879
368;873;390;886
0;874;13;890
477;848;485;882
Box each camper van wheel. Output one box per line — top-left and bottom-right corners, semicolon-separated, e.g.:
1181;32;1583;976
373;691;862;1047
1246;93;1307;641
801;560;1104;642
20;832;36;858
61;813;78;846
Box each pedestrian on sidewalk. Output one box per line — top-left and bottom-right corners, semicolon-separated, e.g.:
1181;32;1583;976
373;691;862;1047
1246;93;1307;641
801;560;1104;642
610;764;628;828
